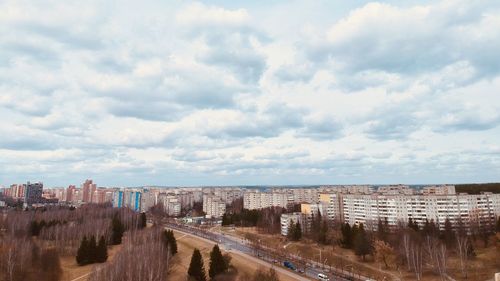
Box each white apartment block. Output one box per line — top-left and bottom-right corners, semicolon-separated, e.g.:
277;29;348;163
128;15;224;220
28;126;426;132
244;188;318;210
342;193;500;231
203;195;226;218
280;212;306;236
377;185;415;195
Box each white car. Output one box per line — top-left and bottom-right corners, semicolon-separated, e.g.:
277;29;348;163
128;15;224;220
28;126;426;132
318;273;329;281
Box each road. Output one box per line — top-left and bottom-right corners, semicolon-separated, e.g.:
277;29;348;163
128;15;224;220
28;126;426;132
166;223;367;281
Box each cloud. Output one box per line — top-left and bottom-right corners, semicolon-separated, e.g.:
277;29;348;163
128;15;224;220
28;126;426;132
0;0;499;186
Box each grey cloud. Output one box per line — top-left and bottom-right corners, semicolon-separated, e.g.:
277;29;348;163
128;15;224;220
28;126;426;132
297;117;344;140
365;112;419;141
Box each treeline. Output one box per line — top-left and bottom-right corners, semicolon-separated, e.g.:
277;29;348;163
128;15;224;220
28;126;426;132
0;204;149;281
283;213;500;280
87;228;177;281
222;206;290;234
456;183;500;194
0;237;63;281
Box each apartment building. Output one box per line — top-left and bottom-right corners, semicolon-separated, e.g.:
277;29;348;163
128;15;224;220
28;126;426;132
421;185;456;195
280;212;306;236
341;193;500;231
203;194;226;218
318;193;342;221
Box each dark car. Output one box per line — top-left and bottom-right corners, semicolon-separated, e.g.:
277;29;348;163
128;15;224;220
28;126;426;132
283;261;296;270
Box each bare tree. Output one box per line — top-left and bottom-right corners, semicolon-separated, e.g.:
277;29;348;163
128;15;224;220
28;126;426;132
456;233;470;279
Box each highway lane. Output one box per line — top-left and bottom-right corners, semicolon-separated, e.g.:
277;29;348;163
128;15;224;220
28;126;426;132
165;223;363;281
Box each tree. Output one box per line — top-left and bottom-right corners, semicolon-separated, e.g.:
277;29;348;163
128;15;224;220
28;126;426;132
287;220;295;240
377;218;389;242
441;218;455;247
373;240;396;269
209;244;228;279
294;221;302;241
139;212;147;229
163;230;178;256
88;236;97;263
341;223;353;248
188;248;206;281
354;224;372;261
96;236;108;263
76;236;89;265
111;215;125;245
408;218;419;232
496;216;500;233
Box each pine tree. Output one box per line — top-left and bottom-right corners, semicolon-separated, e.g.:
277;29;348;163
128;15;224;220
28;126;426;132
76;236;89;265
163;230;178;256
294;221;302;241
88;235;97;263
354;223;372;261
209;244;228;279
96;236;108;263
139;212;147;229
377;218;388;242
188;248;206;281
341;223;353;248
287;220;295;240
111;215;125;245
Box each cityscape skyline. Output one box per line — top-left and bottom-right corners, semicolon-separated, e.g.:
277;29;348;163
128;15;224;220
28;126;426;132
1;0;500;186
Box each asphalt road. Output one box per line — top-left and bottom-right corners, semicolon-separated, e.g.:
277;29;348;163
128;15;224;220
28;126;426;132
165;223;366;281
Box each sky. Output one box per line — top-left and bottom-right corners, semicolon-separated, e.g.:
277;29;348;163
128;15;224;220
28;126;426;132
1;0;500;187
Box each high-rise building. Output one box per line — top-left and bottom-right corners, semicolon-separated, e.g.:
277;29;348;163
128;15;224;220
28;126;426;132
82;179;96;203
24;181;43;205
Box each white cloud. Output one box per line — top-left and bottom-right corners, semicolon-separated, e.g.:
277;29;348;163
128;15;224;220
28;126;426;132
0;0;499;186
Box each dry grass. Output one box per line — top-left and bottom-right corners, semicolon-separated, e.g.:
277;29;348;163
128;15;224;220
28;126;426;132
60;244;122;281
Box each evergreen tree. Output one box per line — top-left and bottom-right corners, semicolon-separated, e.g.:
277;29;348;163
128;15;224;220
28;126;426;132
188;248;206;281
354;223;372;261
287;220;295;240
341;223;353;248
139;212;147;229
163;230;178;256
294;221;302;241
209;244;228;279
318;220;328;244
30;221;40;236
111;215;125;245
88;235;97;263
377;218;388;242
96;236;108;263
76;236;89;265
407;218;419;232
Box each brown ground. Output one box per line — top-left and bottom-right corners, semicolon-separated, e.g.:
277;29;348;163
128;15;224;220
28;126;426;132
169;230;306;281
60;244;122;281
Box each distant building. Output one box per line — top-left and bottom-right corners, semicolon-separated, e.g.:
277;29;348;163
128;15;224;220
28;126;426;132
203;195;226;218
24;181;43;205
280;212;306;236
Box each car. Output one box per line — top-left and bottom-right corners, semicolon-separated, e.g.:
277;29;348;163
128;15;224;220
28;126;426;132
272;259;279;263
317;273;330;281
283;261;296;270
297;269;304;273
